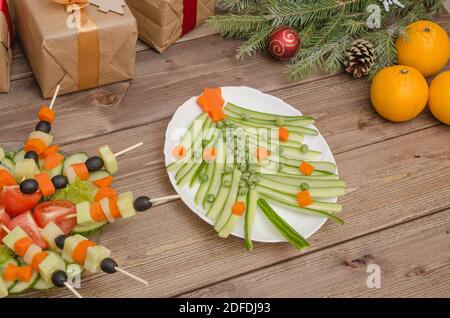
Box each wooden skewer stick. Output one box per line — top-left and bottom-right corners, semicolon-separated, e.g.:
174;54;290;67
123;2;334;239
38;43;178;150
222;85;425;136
114;142;144;158
1;224;9;233
151;194;181;206
114;266;149;286
49;84;61;110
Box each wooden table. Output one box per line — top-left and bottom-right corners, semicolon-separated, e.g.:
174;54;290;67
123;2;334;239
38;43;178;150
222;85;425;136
3;14;450;298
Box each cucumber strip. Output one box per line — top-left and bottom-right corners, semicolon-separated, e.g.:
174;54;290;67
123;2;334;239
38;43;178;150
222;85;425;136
214;168;242;232
195;162;215;205
227;117;318;136
255;185;343;213
279;146;322;161
218;192;248;239
63;152;88;174
259;193;344;224
225;103;314;122
277;164;335;176
257;199;310;250
277;158;337;174
224;108;315;127
189;161;206;188
239;125;304;146
257;180;345;198
260;174;346;188
206;164;233;220
245;189;258;251
203;138;225;209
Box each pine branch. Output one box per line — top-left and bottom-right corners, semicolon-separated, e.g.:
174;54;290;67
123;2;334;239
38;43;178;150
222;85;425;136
216;0;261;14
236;25;274;60
207;15;268;39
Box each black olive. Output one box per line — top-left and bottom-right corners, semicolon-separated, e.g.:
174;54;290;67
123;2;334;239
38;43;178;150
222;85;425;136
51;270;68;288
100;258;118;274
51;175;68;190
24;151;39;164
85;156;104;172
35;120;52;133
20;179;39;194
133;196;152;212
55;235;68;249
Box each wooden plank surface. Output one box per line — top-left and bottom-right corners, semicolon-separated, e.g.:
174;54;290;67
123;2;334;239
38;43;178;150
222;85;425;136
2;13;450;298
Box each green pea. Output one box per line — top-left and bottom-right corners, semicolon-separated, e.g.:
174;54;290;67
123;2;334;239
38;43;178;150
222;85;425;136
301;144;309;153
239;180;247;188
276;117;285;126
223;180;232;188
241;113;250;121
300;182;310;191
239;163;247;172
207;194;216;203
238;187;249;195
199;173;209;183
248;164;257;173
242;172;251;180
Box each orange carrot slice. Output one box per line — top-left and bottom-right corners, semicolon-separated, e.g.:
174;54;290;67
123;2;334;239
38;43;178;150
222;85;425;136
72;163;90;181
40;145;60;159
171;145;186;159
14;237;34;257
95;187;117;202
35;173;56;197
203;87;224;107
3;263;18;281
44;153;64;171
16;266;33;282
278;127;289;142
72;240;96;265
90;201;106;222
203;147;217;161
38;106;55;124
296;190;313;207
31;251;48;272
210;109;225;122
197;94;212;112
109;197;122;219
232;201;246;216
25;138;47;155
0;170;17;191
93;176;114;188
299;161;315;176
256;147;271;161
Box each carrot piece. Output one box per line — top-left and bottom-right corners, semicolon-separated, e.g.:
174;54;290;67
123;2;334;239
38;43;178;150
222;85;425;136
35;173;56;197
95;187;117;202
203;147;217;161
38;106;55;124
232;201;246;216
197;94;212;112
203;87;224;107
278;127;289;142
256;147;271;161
16;266;33;282
296;190;313;207
25;138;47;155
171;145;185;159
93;176;114;188
72;240;96;265
90;201;106;222
14;237;34;257
299;161;315;176
109;197;122;219
209;109;225;122
40;145;60;159
3;263;18;281
43;153;64;171
0;170;17;191
72;163;90;181
31;251;48;272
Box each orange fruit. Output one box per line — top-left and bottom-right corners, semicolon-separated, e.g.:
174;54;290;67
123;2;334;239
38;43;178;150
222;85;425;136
370;65;429;122
396;20;450;77
428;70;450;125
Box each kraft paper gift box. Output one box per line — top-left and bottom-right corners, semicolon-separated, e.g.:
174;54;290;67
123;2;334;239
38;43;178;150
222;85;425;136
0;0;13;93
125;0;215;53
14;0;138;98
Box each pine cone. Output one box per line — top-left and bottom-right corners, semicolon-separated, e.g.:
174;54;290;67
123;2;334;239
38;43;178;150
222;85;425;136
344;39;376;78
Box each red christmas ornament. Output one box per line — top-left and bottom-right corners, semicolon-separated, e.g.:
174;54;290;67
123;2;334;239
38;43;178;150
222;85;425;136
268;27;301;60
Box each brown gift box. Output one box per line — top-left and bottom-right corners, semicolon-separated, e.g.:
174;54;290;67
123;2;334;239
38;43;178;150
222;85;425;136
0;0;13;93
14;0;138;98
126;0;215;53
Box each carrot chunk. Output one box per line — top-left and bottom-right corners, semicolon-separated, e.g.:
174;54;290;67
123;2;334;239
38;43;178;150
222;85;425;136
0;170;17;191
31;251;49;272
40;145;60;159
299;161;315;176
44;153;64;170
90;201;106;222
95;187;117;202
14;237;34;257
93;176;114;188
203;147;217;162
3;263;18;281
232;201;246;216
197;87;225;122
38;106;55;124
296;190;313;207
25;138;47;155
72;163;90;180
197;94;212;112
35;173;56;197
171;145;185;159
16;266;33;282
109;197;122;219
72;240;96;265
278;127;289;142
256;147;271;161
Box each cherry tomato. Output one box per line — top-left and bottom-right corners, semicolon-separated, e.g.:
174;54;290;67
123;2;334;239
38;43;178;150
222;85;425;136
34;200;77;235
8;212;48;249
1;186;42;218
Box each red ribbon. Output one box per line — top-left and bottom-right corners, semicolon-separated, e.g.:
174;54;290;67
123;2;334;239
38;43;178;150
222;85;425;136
182;0;197;36
0;0;13;45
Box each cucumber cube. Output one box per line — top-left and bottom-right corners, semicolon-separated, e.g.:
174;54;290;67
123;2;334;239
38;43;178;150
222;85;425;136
3;227;28;251
14;159;40;181
76;202;94;227
28;131;54;147
84;246;111;273
99;145;118;175
117;191;136;218
38;253;66;285
62;235;87;263
0;278;8;298
66;166;78;184
23;244;42;265
100;198;115;223
41;222;64;251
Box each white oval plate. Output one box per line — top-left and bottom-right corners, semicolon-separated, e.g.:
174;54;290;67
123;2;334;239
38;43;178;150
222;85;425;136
164;86;338;243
